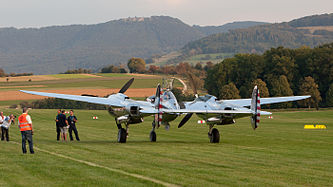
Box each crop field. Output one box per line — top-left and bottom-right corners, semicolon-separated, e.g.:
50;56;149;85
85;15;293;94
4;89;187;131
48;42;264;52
0;108;332;186
183;53;234;65
0;73;169;105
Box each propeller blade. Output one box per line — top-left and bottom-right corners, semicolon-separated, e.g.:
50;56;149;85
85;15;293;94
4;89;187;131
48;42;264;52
187;73;198;95
178;113;193;128
81;94;98;97
154;84;162;127
118;78;134;93
170;78;175;90
155;84;161;98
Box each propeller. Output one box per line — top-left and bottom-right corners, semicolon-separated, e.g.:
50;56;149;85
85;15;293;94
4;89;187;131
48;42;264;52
187;73;198;98
170;78;175;90
154;84;162;127
118;78;134;93
178;113;193;128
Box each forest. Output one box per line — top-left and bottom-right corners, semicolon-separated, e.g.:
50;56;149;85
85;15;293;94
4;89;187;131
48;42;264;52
205;43;333;108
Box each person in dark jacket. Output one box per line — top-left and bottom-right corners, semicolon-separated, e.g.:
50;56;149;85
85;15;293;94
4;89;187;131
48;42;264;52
67;110;80;141
55;109;61;141
58;110;68;141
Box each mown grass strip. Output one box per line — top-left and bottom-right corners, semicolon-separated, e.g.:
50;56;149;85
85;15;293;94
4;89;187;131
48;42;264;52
9;141;179;187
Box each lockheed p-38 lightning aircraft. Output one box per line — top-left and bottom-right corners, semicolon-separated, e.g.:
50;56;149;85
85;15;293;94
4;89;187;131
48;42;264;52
20;78;310;143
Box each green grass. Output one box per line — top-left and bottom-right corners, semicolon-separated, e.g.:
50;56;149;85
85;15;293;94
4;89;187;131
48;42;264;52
41;78;163;89
95;73;134;77
47;74;96;79
183;53;234;65
0;99;37;106
0;108;332;186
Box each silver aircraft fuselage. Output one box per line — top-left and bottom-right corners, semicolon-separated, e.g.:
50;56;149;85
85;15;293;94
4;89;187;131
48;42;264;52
184;95;252;125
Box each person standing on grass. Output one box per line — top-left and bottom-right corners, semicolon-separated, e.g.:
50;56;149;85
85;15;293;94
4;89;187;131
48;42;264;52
58;110;69;141
55;109;61;141
1;114;15;141
67;110;80;141
0;111;4;138
18;107;34;154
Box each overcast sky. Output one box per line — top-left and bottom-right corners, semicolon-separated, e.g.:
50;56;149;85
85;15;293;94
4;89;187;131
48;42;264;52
1;0;332;28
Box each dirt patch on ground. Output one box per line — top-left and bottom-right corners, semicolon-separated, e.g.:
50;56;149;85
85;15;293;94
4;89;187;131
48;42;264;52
1;88;156;101
0;75;59;82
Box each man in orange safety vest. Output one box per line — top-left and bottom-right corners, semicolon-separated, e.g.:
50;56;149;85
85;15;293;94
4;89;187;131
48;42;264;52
18;107;34;154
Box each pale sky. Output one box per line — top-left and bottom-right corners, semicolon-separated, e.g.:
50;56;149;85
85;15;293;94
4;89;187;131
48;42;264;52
0;0;332;28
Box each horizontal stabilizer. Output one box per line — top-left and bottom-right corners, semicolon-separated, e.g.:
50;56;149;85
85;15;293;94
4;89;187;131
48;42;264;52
223;95;311;107
162;109;252;114
260;111;272;115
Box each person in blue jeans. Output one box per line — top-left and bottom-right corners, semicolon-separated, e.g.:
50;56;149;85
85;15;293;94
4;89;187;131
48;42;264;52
1;114;15;141
67;110;80;141
18;107;34;154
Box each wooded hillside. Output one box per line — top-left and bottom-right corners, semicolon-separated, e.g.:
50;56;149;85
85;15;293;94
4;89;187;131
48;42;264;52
174;13;333;64
205;43;333;108
0;16;263;74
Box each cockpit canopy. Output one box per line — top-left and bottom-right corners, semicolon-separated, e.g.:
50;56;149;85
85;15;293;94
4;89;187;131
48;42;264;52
195;95;217;102
146;90;180;109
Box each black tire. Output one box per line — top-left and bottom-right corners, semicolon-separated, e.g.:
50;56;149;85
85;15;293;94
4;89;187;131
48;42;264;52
150;130;157;142
117;128;127;143
209;128;220;143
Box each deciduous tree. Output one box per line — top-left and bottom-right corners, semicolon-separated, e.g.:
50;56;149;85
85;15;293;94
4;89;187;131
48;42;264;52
250;79;269;98
326;83;333;107
269;75;293;97
299;76;322;109
0;68;5;77
127;58;146;73
220;82;241;99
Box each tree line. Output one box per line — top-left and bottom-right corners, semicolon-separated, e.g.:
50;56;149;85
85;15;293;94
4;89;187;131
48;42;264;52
205;43;333;108
0;68;33;77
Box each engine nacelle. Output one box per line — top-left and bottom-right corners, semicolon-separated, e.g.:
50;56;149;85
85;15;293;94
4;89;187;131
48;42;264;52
220;118;235;125
128;117;144;124
116;116;143;124
207;117;235;125
126;105;140;116
223;107;234;118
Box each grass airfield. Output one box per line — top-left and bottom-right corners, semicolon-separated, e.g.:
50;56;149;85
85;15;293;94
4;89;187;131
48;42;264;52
0;73;332;186
0;108;332;186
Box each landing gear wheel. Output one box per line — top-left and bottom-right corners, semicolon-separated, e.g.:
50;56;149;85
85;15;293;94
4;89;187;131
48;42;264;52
118;128;127;143
209;128;220;143
150;130;157;142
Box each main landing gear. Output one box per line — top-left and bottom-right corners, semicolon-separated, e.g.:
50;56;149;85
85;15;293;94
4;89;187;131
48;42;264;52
116;119;128;143
150;121;157;142
208;125;220;143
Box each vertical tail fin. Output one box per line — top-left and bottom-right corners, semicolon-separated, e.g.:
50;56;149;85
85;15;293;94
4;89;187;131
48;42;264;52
250;86;260;130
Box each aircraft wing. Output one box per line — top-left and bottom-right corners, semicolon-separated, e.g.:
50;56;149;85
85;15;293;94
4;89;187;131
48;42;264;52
20;90;124;107
222;95;311;107
162;109;272;115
